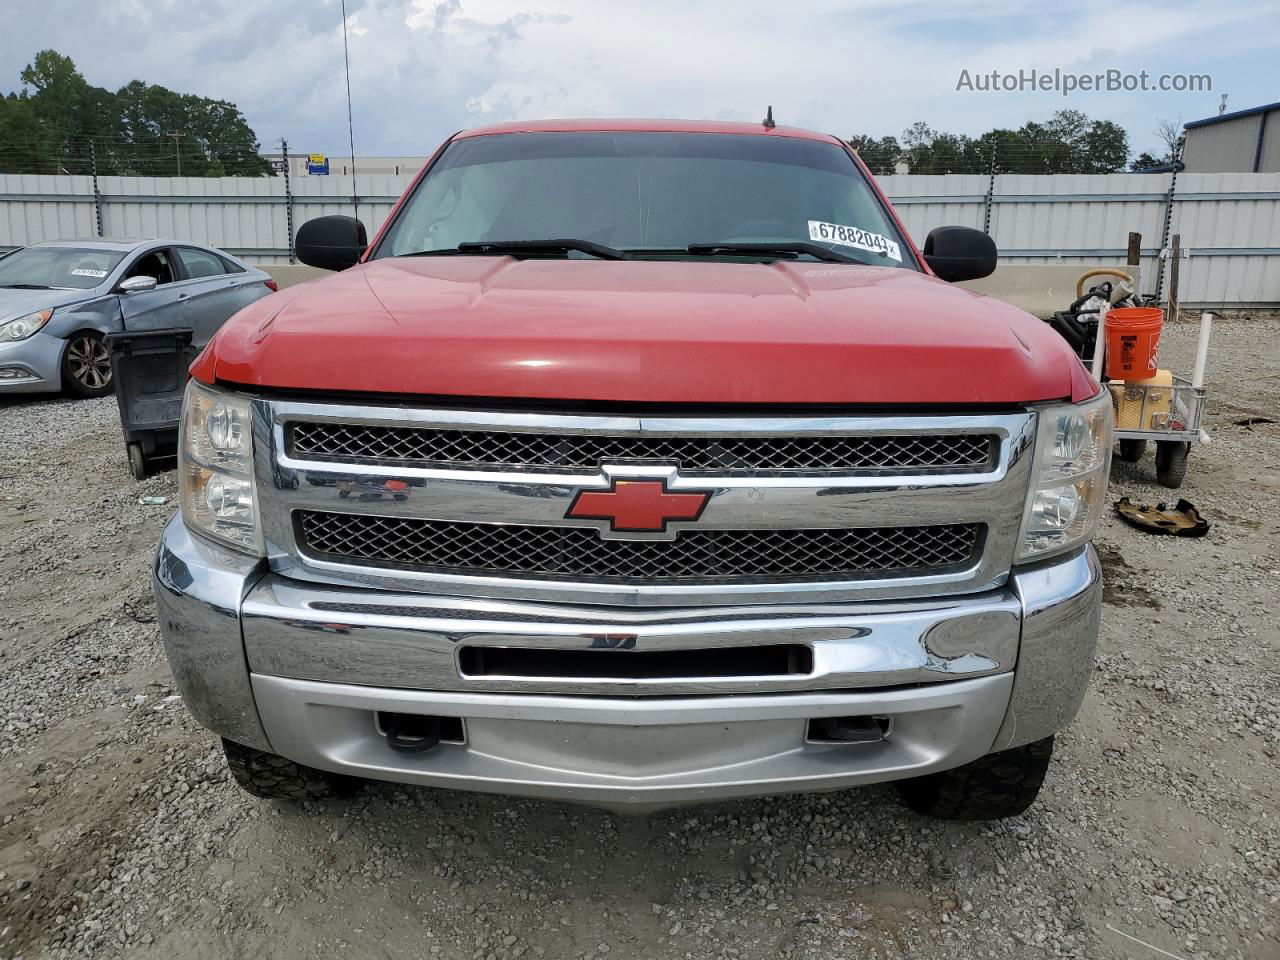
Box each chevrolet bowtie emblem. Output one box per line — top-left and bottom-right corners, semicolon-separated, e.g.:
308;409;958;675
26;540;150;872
566;479;711;533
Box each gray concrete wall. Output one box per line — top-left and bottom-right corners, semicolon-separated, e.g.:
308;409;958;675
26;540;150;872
262;264;328;289
960;263;1140;318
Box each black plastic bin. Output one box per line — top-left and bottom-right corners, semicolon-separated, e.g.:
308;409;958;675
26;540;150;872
107;328;199;480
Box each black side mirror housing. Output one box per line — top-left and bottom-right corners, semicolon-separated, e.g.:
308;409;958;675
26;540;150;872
922;226;997;283
296;215;368;271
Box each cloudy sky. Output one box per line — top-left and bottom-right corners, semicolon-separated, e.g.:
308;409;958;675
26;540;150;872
2;0;1277;157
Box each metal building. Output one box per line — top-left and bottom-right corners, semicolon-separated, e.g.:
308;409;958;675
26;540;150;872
1182;101;1280;173
260;153;427;178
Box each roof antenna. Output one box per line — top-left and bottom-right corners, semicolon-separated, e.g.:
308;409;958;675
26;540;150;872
762;105;775;129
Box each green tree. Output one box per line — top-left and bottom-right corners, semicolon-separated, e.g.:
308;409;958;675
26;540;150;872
1129;151;1167;171
0;93;50;174
0;49;270;176
1046;110;1129;174
847;134;901;175
886;110;1133;175
963;129;1020;173
14;50;118;174
899;122;973;174
115;80;270;176
1127;118;1183;171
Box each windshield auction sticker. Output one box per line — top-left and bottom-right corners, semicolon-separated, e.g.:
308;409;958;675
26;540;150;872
807;221;901;261
70;268;109;278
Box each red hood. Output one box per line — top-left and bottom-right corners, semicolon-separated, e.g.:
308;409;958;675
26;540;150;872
196;257;1096;406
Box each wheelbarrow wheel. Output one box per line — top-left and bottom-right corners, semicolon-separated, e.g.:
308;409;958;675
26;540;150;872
127;442;149;481
1117;438;1147;463
1155;441;1189;489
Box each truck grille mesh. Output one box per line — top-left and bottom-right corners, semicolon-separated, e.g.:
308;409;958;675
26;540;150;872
296;511;982;583
288;423;996;475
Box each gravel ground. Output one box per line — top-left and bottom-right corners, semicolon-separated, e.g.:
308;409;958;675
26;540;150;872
1;315;1277;960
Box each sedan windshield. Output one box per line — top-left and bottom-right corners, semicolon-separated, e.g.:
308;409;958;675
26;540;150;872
0;247;126;290
374;132;914;268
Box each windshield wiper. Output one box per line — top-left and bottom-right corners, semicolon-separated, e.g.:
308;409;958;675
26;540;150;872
403;239;631;261
0;283;55;289
685;242;869;265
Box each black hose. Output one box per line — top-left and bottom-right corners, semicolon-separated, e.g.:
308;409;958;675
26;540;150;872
1047;312;1085;349
1068;282;1111;314
1057;312;1089;341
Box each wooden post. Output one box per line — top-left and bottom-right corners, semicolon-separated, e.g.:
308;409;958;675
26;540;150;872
1126;231;1141;267
1168;234;1181;321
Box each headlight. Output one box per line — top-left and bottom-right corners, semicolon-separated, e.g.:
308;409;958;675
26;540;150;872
180;380;262;554
0;309;53;342
1017;391;1112;561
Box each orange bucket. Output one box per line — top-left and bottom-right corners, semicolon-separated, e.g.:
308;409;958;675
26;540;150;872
1105;307;1164;381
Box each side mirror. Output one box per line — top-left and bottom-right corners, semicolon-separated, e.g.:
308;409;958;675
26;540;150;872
922;226;997;283
118;275;158;293
296;216;368;271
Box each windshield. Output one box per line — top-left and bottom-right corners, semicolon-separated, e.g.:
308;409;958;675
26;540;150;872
0;246;125;290
374;132;914;267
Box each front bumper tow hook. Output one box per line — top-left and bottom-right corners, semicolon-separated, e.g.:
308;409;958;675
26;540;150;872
380;713;444;753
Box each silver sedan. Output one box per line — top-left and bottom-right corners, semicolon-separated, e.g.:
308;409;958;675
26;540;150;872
0;239;275;397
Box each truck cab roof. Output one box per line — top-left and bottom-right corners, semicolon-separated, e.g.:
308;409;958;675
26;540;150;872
454;118;842;144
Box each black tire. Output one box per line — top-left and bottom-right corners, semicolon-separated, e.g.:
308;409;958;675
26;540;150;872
1117;438;1147;463
222;738;362;801
127;442;148;481
1155;441;1189;489
61;330;113;398
894;736;1054;820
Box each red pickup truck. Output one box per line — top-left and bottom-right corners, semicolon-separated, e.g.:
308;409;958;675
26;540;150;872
154;119;1109;818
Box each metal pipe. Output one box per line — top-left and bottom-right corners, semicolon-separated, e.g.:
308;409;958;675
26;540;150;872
1090;302;1109;380
1192;312;1212;388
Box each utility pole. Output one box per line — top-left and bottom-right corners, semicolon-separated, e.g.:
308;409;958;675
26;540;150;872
166;132;183;177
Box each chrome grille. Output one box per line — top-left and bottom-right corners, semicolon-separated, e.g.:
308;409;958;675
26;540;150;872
260;401;1036;606
296;511;983;583
288;422;997;475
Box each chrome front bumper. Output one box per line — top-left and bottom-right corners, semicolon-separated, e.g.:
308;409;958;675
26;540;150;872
153;517;1101;810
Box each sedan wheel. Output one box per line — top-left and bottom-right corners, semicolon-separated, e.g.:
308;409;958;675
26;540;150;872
62;332;114;398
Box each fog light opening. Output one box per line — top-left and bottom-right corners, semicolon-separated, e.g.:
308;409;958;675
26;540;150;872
375;712;465;753
806;715;892;744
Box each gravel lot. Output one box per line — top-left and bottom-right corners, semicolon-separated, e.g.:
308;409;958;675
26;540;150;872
1;315;1277;960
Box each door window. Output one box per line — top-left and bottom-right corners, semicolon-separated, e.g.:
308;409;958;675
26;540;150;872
123;249;177;285
176;247;229;280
